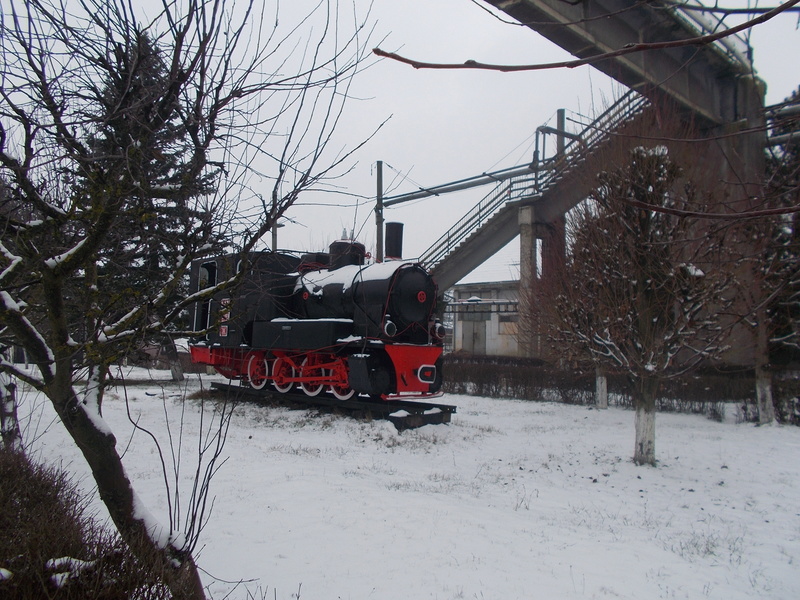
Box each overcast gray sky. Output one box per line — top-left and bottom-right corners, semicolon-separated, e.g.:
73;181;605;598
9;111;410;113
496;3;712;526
275;0;800;284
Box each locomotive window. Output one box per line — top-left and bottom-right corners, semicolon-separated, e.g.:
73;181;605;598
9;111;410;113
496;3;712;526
197;261;218;335
199;262;217;289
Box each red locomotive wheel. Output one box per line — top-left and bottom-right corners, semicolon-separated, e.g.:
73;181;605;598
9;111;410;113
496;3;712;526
329;382;355;401
271;357;295;394
328;358;355;400
247;355;269;390
300;355;325;397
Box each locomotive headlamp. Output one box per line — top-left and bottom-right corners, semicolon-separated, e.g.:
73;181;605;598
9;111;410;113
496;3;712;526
384;320;397;337
431;322;446;340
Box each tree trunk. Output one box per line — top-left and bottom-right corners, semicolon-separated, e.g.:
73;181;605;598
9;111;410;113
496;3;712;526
755;316;775;424
595;365;608;409
53;384;205;599
755;367;775;425
0;372;23;453
163;335;185;382
633;376;659;466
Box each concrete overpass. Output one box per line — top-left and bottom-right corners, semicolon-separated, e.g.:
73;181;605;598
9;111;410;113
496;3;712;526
379;1;780;361
392;1;769;288
482;0;761;127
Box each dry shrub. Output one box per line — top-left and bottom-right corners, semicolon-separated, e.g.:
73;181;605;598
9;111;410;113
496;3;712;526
441;354;796;423
0;449;172;599
442;354;592;402
774;376;800;425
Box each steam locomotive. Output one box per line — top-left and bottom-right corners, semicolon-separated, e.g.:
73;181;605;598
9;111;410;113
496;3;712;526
187;230;444;400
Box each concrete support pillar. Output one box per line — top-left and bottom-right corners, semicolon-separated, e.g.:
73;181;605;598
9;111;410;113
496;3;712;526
519;206;567;362
518;205;536;358
540;215;566;282
710;75;767;368
714;75;766;210
519;205;536;292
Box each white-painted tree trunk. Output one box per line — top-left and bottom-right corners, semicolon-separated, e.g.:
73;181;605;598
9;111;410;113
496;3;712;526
755;316;774;424
755;368;775;425
163;336;185;382
633;374;658;465
595;365;608;409
634;404;656;466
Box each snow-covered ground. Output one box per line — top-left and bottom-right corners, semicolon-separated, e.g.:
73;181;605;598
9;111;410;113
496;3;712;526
18;370;800;600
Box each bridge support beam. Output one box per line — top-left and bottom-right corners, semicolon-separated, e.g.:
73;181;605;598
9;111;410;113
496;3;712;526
519;205;565;360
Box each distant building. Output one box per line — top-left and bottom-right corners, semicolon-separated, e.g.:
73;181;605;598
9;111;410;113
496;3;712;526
446;281;520;357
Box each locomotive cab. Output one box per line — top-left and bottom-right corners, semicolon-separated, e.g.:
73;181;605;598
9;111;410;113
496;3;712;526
189;251;301;347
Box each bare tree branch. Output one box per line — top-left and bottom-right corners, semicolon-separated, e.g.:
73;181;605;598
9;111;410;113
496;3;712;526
669;1;800;16
374;0;799;72
621;196;800;220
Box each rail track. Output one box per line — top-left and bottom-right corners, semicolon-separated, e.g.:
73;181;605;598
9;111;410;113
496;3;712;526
209;382;456;431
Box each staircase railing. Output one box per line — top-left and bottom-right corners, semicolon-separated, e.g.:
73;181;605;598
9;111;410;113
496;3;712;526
419;90;650;270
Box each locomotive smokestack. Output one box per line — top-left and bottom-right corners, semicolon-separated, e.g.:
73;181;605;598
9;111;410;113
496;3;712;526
385;222;404;260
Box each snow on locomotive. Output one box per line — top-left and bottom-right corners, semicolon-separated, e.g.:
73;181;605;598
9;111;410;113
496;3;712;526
187;236;444;399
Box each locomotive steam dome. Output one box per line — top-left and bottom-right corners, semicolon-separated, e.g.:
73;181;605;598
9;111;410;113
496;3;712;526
328;239;366;270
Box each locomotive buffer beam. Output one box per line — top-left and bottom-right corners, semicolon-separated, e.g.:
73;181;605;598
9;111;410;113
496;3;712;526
210;382;456;431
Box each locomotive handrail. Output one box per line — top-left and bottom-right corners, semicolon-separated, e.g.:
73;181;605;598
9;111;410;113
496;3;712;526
419;90;650;270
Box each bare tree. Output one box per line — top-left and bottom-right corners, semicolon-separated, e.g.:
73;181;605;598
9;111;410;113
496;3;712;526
0;0;374;596
545;147;731;466
723;219;781;424
765;90;800;353
730;88;800;423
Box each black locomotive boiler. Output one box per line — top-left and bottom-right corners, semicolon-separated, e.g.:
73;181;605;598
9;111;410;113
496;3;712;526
188;237;445;400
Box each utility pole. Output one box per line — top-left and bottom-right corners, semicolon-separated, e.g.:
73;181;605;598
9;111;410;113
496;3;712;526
376;160;384;262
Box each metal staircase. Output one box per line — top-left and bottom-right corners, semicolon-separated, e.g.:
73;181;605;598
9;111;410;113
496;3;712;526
420;90;650;288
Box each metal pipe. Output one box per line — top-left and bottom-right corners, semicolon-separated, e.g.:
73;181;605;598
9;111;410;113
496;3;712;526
767;103;800;147
536;125;584;144
383;162;537;207
767;131;798;147
376;160;384;262
766;103;800;119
